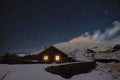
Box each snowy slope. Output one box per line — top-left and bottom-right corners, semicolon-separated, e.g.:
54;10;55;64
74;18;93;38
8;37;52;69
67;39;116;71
32;37;114;54
54;38;114;53
53;37;116;60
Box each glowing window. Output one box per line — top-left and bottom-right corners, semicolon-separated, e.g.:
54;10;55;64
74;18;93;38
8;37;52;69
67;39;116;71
43;55;48;60
55;55;60;61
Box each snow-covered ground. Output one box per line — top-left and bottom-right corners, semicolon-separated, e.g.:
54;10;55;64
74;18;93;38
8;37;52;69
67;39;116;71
0;63;119;80
0;64;63;80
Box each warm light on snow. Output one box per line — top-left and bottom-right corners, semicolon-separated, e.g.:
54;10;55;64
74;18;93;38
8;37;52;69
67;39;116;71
69;37;94;43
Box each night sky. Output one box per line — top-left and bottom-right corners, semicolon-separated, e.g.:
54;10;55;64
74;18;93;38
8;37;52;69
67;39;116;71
1;0;120;53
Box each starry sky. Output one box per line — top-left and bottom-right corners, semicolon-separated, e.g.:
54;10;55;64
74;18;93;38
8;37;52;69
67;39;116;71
1;0;120;53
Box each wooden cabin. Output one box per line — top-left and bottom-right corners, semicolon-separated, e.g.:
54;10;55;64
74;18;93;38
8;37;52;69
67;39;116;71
38;46;69;63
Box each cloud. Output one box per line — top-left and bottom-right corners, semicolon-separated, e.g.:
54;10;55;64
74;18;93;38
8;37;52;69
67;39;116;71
69;21;120;43
82;21;120;41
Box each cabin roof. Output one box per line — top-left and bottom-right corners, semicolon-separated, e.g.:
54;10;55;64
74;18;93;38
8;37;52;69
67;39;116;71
37;46;67;56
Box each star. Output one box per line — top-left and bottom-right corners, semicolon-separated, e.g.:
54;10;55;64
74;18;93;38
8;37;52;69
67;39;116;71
104;10;108;15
